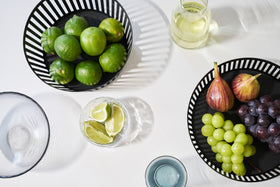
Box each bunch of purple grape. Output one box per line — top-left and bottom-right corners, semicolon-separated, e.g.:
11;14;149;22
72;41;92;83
237;95;280;153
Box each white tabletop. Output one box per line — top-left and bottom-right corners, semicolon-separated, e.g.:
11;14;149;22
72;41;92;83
1;0;280;186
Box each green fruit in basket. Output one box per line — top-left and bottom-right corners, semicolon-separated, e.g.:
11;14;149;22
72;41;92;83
41;26;63;55
80;27;107;56
99;18;124;42
49;58;74;84
64;15;89;39
99;43;127;73
75;60;102;86
54;34;82;61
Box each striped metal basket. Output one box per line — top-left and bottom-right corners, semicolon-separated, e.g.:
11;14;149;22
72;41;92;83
187;57;280;182
23;0;133;91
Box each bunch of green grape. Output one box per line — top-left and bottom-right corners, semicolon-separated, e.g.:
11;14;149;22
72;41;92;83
201;112;256;176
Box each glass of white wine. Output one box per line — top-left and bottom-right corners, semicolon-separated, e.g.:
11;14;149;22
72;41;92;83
170;0;211;49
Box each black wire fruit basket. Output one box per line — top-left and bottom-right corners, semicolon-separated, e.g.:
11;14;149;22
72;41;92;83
23;0;133;91
187;57;280;182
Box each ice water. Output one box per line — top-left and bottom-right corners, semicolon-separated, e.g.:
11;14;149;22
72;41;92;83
145;156;187;187
171;1;211;49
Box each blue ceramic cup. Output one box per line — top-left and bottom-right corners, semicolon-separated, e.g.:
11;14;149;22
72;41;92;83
145;156;187;187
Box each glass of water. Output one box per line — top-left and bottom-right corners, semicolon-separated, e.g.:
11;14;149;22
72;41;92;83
170;0;211;49
0;92;50;178
145;155;187;187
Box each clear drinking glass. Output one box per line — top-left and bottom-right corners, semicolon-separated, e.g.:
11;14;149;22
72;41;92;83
80;97;131;147
170;0;211;49
145;155;187;187
0;92;50;178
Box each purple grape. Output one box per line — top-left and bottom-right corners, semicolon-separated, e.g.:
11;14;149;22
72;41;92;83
243;114;256;126
269;143;280;153
257;103;268;115
249;124;258;137
274;135;280;148
249;106;258;116
260;95;273;103
256;126;269;140
274;99;280;106
268;105;280;118
248;99;260;107
276;115;280;125
237;104;249;118
257;114;272;127
268;123;280;136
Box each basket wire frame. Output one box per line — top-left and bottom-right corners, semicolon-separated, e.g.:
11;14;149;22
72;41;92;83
187;57;280;182
23;0;133;91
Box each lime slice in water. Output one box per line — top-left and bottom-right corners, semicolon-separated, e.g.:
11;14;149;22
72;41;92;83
84;120;114;145
90;102;111;123
105;103;125;137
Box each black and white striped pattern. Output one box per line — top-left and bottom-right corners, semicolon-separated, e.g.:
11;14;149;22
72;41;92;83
187;57;280;182
23;0;133;91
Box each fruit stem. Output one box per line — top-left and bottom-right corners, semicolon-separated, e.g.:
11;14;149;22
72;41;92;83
245;157;262;173
213;62;220;78
254;73;261;79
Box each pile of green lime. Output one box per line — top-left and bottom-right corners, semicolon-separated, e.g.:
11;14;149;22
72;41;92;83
84;102;125;145
41;15;127;86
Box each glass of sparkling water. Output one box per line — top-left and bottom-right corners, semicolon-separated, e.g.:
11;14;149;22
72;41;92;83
170;0;211;49
145;155;187;187
0;92;49;178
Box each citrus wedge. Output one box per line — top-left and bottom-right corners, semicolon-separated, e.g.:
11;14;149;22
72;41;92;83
105;103;125;137
90;102;111;123
84;120;114;145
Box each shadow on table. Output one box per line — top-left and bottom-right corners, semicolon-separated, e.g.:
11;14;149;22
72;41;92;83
208;0;280;46
119;97;154;146
31;92;87;172
103;0;172;90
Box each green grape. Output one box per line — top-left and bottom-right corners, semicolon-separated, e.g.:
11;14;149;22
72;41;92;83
212;114;224;128
201;124;215;137
211;145;218;153
216;141;226;153
235;133;248;145
246;134;254;145
202;113;213;125
207;136;219;146
222;162;233;173
222;155;232;163
213;128;225;141
244;145;256;157
232;163;246;176
220;143;233;157
216;153;223;163
233;124;246;134
231;154;244;164
214;112;224;119
231;142;245;155
224;130;236;143
223;120;234;131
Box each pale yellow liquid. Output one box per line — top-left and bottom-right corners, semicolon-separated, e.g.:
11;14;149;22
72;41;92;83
171;2;210;49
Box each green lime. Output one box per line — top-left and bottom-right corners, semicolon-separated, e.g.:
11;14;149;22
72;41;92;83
99;43;127;73
90;102;111;123
105;103;125;137
54;34;82;61
80;27;106;56
65;15;89;39
99;18;124;42
84;120;114;145
75;60;102;86
41;26;63;54
49;58;74;84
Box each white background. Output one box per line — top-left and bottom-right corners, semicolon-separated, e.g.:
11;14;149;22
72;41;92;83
1;0;280;186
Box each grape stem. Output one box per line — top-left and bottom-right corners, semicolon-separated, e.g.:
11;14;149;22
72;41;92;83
245;158;262;173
